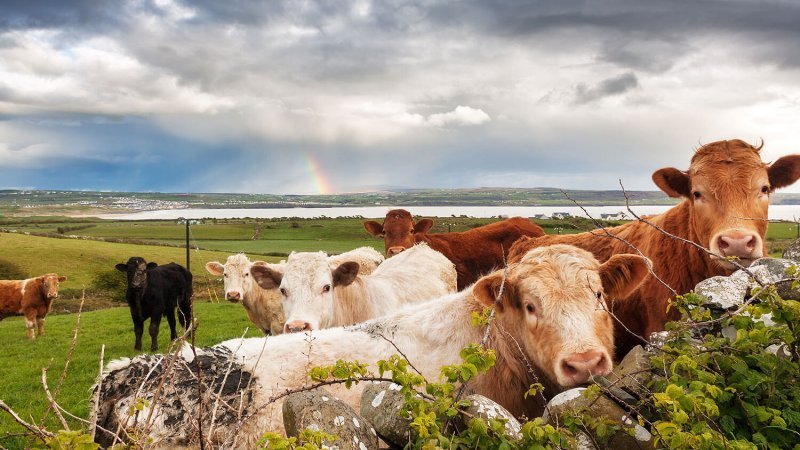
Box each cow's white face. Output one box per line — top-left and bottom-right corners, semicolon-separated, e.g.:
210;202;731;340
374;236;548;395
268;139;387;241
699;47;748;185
251;252;359;333
206;255;258;303
474;245;650;388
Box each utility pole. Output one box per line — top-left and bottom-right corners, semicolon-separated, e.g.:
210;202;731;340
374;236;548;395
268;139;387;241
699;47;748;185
179;217;190;270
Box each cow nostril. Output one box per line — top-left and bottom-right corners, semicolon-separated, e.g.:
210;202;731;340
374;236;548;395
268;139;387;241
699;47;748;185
745;236;756;251
561;360;579;376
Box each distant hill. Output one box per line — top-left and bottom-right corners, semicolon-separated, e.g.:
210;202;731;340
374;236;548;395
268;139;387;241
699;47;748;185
0;188;798;215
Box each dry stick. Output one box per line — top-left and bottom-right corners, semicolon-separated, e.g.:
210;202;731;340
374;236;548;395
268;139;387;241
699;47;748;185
39;293;85;429
0;400;55;441
88;344;105;440
207;328;250;439
223;335;272;449
189;317;206;450
143;328;192;430
374;332;429;385
40;368;69;431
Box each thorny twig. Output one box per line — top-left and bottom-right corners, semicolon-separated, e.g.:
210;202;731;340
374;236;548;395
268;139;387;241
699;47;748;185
207;328;250;439
0;400;54;441
40;368;69;431
40;292;85;429
88;344;105;440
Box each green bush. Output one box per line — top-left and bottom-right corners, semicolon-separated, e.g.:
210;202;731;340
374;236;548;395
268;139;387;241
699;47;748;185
0;257;28;279
90;268;127;302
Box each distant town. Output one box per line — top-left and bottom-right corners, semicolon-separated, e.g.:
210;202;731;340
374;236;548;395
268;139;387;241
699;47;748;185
1;188;798;217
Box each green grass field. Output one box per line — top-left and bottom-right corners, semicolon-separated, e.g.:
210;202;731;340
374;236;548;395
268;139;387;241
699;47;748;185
0;302;263;448
0;215;796;447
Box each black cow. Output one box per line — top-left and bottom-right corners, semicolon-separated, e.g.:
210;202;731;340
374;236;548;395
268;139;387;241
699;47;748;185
115;257;193;351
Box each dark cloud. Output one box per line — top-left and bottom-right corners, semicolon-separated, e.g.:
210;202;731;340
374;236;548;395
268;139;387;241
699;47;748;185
574;72;639;104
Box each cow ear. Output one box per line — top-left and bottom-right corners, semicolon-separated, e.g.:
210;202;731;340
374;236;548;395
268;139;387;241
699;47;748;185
364;221;384;236
599;254;651;300
472;272;516;313
205;262;224;276
652;168;690;198
332;262;359;287
58;276;67;282
252;261;268;267
115;263;127;272
146;262;158;270
414;218;434;234
251;265;283;289
768;154;800;190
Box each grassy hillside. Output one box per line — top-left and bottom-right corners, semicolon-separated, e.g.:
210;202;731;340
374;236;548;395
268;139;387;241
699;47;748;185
0;302;263;449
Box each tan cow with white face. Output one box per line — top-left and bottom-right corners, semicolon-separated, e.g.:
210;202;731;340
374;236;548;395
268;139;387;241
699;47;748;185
96;244;649;447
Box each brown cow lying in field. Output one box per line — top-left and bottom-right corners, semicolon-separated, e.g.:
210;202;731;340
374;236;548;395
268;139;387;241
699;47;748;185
509;139;800;357
94;244;649;447
364;211;544;289
0;273;67;339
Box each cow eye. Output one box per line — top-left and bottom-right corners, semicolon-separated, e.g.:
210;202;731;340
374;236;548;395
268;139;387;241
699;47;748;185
223;273;228;278
525;303;535;314
596;291;602;299
692;191;702;199
280;288;287;296
761;185;770;194
322;284;331;293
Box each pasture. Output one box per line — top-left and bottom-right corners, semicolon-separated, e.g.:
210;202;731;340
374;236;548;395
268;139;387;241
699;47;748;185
0;214;796;447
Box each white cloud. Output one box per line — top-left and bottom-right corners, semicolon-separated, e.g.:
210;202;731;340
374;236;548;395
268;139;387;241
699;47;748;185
427;106;491;127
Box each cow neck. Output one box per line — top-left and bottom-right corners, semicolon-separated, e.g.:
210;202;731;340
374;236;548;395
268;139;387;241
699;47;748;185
642;200;721;290
465;299;554;418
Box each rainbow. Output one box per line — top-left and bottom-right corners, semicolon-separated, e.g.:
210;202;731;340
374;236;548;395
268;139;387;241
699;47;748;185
304;154;333;194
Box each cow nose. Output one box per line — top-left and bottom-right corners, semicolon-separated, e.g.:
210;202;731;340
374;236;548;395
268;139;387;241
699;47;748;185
717;232;759;259
558;351;610;385
284;321;313;333
226;291;241;302
387;246;406;257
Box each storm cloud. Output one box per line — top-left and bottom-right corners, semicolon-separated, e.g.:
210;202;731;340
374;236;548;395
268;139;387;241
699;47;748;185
1;0;799;193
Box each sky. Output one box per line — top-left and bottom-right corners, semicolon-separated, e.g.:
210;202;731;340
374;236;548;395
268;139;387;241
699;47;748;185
1;0;800;195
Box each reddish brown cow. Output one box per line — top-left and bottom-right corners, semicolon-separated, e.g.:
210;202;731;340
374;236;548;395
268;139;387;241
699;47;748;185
0;273;67;339
509;139;800;358
365;211;545;290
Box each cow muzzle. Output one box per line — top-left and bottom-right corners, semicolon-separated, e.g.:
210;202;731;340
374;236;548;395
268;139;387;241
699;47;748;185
226;291;242;302
557;350;611;386
284;320;313;333
387;246;406;257
711;229;763;267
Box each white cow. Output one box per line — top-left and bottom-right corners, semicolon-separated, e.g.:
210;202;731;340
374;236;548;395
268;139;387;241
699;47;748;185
205;248;384;335
250;244;457;332
96;245;650;448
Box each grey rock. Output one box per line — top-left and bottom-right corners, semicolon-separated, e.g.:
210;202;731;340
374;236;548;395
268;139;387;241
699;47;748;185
604;345;654;400
783;239;800;262
646;331;670;351
360;382;415;447
283;388;379;450
461;395;522;441
694;275;749;309
543;388;655;450
746;258;799;300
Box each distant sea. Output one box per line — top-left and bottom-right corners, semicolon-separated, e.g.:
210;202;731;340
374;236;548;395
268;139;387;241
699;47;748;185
97;205;800;221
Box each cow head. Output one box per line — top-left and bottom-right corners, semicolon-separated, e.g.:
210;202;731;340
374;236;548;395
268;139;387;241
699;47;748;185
41;273;67;300
364;209;434;257
473;244;650;387
251;252;359;333
115;257;158;289
652;139;800;270
205;254;262;303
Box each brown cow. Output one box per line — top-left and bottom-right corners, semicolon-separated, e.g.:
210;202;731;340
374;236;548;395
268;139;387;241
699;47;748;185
508;139;800;358
0;273;67;339
364;211;545;289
